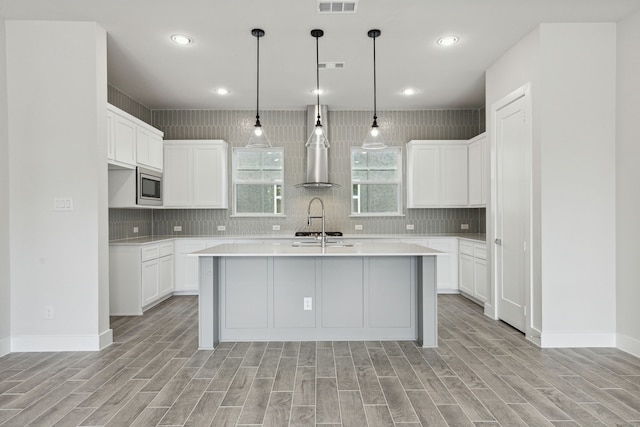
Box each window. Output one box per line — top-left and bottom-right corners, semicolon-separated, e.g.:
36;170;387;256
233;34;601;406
233;148;284;216
351;147;402;216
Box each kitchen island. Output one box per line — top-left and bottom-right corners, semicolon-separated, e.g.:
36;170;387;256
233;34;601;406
192;242;442;349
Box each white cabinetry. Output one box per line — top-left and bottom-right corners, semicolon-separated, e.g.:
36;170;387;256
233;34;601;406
403;238;458;293
107;104;164;171
468;133;488;206
164;140;228;208
136;126;164;170
458;240;487;304
407;140;468;207
174;239;234;294
110;241;174;315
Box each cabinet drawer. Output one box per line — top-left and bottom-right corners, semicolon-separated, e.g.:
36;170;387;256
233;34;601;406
159;242;174;257
474;243;487;260
141;245;160;261
459;240;474;256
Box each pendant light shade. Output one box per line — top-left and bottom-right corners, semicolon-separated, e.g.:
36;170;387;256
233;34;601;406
246;28;271;148
362;29;387;150
306;29;330;149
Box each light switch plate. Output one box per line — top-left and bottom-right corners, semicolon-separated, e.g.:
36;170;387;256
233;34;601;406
217;225;226;231
173;225;182;232
303;297;312;310
53;198;73;211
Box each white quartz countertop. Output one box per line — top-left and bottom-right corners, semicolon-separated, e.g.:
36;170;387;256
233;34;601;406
190;241;445;257
110;233;486;245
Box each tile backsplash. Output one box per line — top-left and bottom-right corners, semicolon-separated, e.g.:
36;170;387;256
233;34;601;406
109;104;486;240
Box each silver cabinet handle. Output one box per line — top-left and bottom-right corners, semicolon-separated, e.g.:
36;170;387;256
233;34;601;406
494;238;502;245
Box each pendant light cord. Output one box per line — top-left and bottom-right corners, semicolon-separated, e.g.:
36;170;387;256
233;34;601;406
256;33;260;124
372;34;377;123
315;34;321;126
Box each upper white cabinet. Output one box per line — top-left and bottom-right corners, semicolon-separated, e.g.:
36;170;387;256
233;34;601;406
407;140;468;208
136;126;164;170
468;132;488;207
164;140;228;209
107;104;164;171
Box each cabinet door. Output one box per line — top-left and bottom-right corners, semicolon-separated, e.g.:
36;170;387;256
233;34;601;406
458;253;474;295
468;139;483;206
136;127;163;171
441;145;468;206
407;144;440;207
473;257;487;303
113;114;136;167
106;109;115;160
158;255;174;297
175;240;207;292
141;259;159;306
426;239;458;293
163;145;192;207
193;145;227;208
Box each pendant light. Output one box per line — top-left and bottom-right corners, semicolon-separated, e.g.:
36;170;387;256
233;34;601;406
362;29;387;150
306;29;330;148
246;28;271;148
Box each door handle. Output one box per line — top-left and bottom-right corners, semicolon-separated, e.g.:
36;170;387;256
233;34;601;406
494;238;502;245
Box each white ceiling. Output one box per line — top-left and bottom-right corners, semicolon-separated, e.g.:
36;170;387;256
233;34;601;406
3;0;640;110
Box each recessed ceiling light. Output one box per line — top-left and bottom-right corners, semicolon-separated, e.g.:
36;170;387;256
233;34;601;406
401;88;418;96
311;88;326;95
436;35;459;47
214;88;230;95
171;34;193;45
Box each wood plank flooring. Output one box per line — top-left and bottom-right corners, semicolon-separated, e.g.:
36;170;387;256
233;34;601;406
1;295;640;426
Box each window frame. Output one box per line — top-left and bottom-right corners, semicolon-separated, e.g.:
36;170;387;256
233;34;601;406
232;147;285;217
350;146;403;217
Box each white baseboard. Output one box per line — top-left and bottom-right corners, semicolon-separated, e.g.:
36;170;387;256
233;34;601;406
437;289;459;294
616;333;640;358
172;290;199;296
540;332;616;348
99;329;113;350
11;333;111;352
0;336;10;357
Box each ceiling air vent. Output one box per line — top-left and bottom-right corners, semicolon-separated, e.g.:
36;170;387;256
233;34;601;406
317;1;358;13
319;62;345;69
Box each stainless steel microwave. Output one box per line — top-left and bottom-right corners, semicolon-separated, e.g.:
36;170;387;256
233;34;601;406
137;167;162;206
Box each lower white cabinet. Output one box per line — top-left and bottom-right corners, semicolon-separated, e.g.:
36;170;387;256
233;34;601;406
174;239;234;294
458;240;487;304
403;238;458;293
110;241;174;315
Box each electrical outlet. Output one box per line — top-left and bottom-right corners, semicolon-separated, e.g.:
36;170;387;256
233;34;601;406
133;227;139;233
44;305;54;319
355;224;363;230
460;224;469;230
303;297;312;311
53;198;73;211
406;224;415;230
173;225;182;232
217;225;226;231
272;225;281;231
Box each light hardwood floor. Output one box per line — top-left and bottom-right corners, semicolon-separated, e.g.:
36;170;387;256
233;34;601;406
1;295;640;426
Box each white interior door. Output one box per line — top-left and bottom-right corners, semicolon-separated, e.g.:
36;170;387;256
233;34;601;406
494;88;531;332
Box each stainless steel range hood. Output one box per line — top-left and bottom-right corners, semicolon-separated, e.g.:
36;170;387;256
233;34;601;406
297;105;340;188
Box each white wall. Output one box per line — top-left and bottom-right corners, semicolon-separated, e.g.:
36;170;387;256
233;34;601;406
539;24;616;347
6;20;111;351
0;14;11;356
616;10;640;356
487;23;617;347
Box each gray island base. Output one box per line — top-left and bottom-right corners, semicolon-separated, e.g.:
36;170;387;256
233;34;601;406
192;242;441;349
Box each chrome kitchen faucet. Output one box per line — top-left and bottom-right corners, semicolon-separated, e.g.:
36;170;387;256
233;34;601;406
307;197;326;249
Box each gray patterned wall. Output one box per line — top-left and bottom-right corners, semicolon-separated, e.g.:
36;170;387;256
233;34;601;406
109;108;486;239
107;85;153;125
